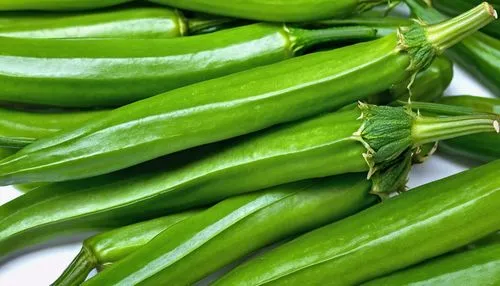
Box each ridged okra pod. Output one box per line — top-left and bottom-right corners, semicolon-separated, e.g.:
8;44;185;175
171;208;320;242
0;4;494;185
1;103;498;257
215;160;500;285
0;24;375;107
58;175;378;285
0;0;134;11
0;7;235;39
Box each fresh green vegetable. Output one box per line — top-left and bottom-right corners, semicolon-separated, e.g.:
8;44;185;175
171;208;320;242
0;24;376;107
56;175;377;285
0;56;452;150
53;211;199;286
13;183;46;193
438;96;500;162
215;159;500;285
0;0;134;11
432;0;500;39
78;174;377;285
405;0;500;96
149;0;388;22
0;148;14;160
363;242;500;286
1;103;497;257
0;7;235;39
0;5;492;185
0;107;107;149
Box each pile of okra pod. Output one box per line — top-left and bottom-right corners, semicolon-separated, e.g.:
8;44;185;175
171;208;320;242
0;0;499;285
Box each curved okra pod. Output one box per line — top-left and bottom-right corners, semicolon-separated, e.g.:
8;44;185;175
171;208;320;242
405;0;500;96
53;211;199;286
438;96;500;162
0;7;236;39
363;242;500;285
1;103;498;257
432;0;500;39
0;24;375;107
149;0;388;22
0;107;107;149
0;4;494;185
0;0;134;11
59;175;378;285
215;160;500;285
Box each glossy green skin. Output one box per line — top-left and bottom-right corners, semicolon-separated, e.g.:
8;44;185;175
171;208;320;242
0;109;370;257
432;0;500;39
0;56;451;151
0;33;410;185
84;175;377;285
0;7;187;39
405;0;500;96
54;211;198;286
149;0;385;22
0;107;107;148
0;23;376;107
215;160;500;285
363;243;500;286
438;96;500;162
0;0;134;11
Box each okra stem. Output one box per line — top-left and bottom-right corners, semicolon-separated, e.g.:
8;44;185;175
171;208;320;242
412;114;500;145
53;247;95;286
426;2;498;51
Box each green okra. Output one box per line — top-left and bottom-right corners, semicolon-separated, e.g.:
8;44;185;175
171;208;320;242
432;0;500;39
0;7;235;39
0;0;134;11
149;0;389;22
1;103;497;257
0;56;452;150
0;5;492;185
363;241;500;286
405;0;500;96
438;96;500;162
215;159;500;285
58;174;378;285
53;211;199;286
0;24;375;107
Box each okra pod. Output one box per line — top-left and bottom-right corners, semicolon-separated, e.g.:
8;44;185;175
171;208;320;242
0;24;376;107
438;96;500;162
215;160;500;285
0;107;107;149
0;148;14;160
1;103;497;257
405;0;500;96
432;0;500;39
0;5;493;185
53;211;199;286
149;0;387;22
0;0;134;11
0;56;452;150
363;242;500;285
0;7;235;39
58;174;378;285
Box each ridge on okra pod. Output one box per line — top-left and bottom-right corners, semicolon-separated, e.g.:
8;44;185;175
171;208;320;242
0;102;498;257
0;3;495;186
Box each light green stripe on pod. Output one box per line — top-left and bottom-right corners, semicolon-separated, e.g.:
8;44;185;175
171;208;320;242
0;0;134;11
215;160;500;285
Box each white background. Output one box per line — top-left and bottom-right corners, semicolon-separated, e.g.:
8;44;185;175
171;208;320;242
0;5;496;282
